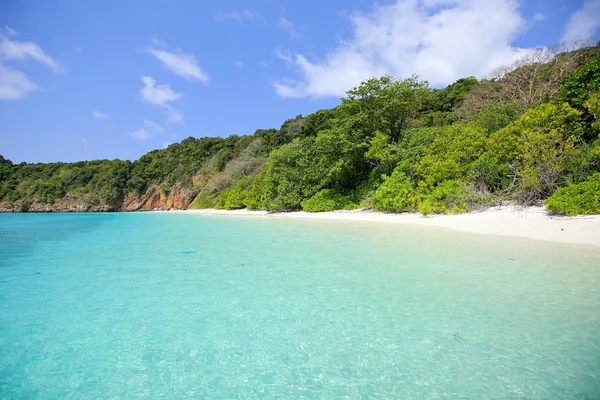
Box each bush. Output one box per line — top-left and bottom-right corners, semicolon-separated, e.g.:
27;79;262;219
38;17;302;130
468;154;503;192
217;176;252;210
558;56;600;110
189;191;216;209
373;169;417;212
417;180;464;215
545;174;600;215
417;180;494;215
243;172;268;210
475;102;519;134
301;189;359;212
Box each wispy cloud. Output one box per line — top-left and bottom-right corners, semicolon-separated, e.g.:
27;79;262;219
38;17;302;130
167;109;184;124
532;12;545;22
233;61;244;69
129;128;153;141
144;46;209;83
278;17;300;39
0;63;37;100
140;76;182;107
151;36;166;47
129;119;165;141
0;33;62;73
0;28;61;100
562;0;600;42
139;76;184;124
274;47;293;63
273;0;534;98
142;119;164;134
215;9;263;23
92;110;110;120
3;26;19;37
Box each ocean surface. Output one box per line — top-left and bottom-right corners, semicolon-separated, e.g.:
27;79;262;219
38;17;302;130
0;212;599;399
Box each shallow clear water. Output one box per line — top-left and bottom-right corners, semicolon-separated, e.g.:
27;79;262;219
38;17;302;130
0;213;599;399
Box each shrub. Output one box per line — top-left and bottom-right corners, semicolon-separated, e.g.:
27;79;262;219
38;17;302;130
188;191;216;209
217;176;252;210
243;172;268;210
558;56;600;109
301;189;359;212
545;174;600;215
417;180;494;215
475;102;519;134
373;169;417;212
468;154;502;192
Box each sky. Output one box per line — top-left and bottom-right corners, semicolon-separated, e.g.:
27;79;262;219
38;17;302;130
0;0;599;163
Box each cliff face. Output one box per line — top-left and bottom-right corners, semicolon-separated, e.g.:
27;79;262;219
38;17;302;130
0;185;199;213
121;185;198;211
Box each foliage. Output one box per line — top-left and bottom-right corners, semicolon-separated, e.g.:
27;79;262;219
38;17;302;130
417;180;494;215
3;42;600;215
545;174;600;215
558;56;600;109
430;77;478;112
188;192;216;209
260;138;326;211
301;189;359;212
469;154;503;192
488;102;583;203
373;169;417;212
342;75;431;142
474;102;519;134
242;171;268;210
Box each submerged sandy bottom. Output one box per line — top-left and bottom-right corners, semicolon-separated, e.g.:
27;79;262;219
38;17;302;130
172;206;600;247
2;213;599;398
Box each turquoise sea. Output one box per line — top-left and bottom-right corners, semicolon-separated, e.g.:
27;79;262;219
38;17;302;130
0;213;599;399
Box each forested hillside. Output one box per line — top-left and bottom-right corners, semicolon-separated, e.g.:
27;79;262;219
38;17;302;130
2;42;599;215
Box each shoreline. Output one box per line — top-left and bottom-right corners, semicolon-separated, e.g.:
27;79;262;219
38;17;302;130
168;206;600;247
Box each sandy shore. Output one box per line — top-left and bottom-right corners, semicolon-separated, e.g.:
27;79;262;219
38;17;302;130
170;206;600;247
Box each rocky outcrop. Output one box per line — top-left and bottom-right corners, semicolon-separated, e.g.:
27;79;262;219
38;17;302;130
121;185;198;211
0;196;119;213
0;185;198;213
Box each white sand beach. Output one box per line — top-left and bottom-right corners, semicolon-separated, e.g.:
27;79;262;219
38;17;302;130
170;206;600;247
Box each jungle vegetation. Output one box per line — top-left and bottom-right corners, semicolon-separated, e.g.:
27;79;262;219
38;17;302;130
2;41;599;215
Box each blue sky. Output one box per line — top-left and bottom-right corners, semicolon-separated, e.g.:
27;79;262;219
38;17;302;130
1;0;599;163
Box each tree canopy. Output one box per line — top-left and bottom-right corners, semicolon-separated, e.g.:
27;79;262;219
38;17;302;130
2;42;600;215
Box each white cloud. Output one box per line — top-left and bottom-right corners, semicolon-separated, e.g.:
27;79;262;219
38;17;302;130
129;128;153;141
3;26;19;37
151;36;166;47
167;109;184;124
274;47;293;63
145;46;209;83
143;119;164;133
140;75;182;107
0;63;37;99
139;76;185;124
0;30;61;100
80;138;89;145
562;0;600;42
129;119;165;141
278;17;300;39
274;0;534;98
532;12;545;22
215;9;263;23
92;110;110;120
233;61;244;68
0;34;62;73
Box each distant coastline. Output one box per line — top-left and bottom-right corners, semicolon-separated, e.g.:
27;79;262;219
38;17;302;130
166;206;600;247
